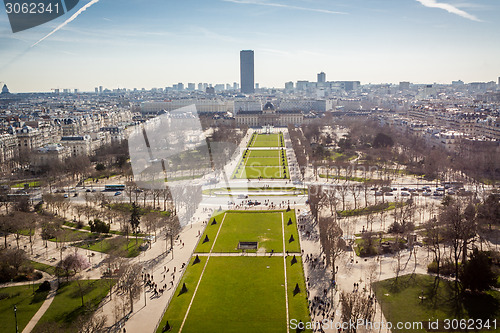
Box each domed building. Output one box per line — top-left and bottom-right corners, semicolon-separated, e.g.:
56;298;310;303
1;84;10;94
236;100;304;127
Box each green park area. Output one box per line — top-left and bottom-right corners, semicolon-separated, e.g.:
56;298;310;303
248;133;284;148
73;236;145;258
157;210;309;333
233;148;289;179
195;210;300;253
373;274;500;333
34;279;113;332
0;284;49;332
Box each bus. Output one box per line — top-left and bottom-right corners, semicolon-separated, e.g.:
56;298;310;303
104;184;125;191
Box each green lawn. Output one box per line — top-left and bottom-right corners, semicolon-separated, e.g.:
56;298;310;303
12;181;41;188
34;279;114;332
373;274;500;333
159;257;288;333
237;166;289;179
30;261;57;276
157;210;309;333
246;149;284;157
283;209;301;253
202;187;307;196
319;174;370;182
49;228;100;243
338;201;404;217
286;256;312;333
233;147;289;179
74;237;144;257
248;133;284;148
156;256;207;333
0;284;49;333
196;210;300;253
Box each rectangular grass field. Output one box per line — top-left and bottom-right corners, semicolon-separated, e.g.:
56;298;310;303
195;210;300;253
248;133;284;148
233;149;289;179
157;210;309;333
156;256;311;333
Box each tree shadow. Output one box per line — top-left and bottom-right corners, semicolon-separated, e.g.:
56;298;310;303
462;291;500;320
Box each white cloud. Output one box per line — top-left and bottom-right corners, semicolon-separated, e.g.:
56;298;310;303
416;0;481;21
222;0;347;15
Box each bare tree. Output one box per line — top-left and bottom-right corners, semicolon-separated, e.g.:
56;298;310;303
337;184;349;211
324;186;339;217
318;215;345;281
340;291;375;332
307;185;325;223
118;262;143;313
77;311;107;333
440;198;477;292
143;211;162;241
350;184;362;210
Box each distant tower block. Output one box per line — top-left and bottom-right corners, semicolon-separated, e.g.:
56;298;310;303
317;72;326;83
240;50;255;94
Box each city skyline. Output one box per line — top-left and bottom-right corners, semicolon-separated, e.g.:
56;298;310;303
0;0;499;92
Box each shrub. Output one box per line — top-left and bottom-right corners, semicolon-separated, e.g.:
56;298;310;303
37;280;51;292
427;259;456;276
89;219;110;234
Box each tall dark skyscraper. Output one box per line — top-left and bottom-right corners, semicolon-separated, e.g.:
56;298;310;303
240;50;255;94
317;72;326;83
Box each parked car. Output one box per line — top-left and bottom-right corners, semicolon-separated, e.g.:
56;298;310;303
114;191;122;196
401;192;410;196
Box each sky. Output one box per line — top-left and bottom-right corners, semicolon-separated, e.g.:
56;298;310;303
0;0;499;93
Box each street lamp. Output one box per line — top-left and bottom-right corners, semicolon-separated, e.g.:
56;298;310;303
14;305;18;333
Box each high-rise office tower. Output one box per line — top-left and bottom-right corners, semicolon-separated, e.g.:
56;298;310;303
317;72;326;83
240;50;255;94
